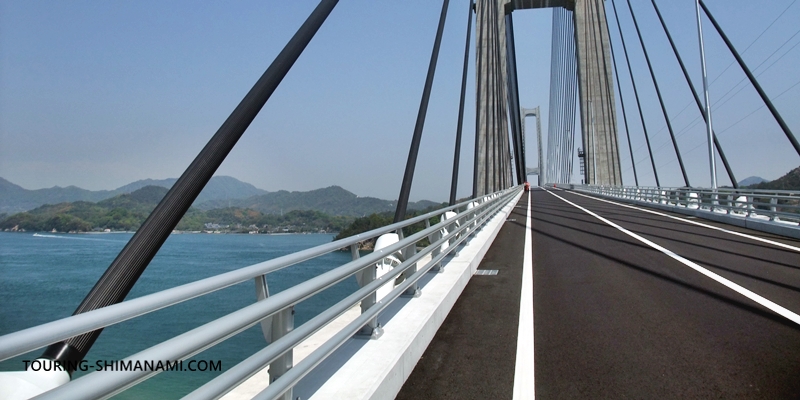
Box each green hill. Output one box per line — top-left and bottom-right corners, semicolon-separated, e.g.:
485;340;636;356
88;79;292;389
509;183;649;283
0;180;444;233
198;185;440;217
0;186;353;233
0;186;169;232
750;166;800;190
1;177;439;218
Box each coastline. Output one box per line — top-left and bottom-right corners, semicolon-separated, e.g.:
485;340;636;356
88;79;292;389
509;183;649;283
15;231;339;236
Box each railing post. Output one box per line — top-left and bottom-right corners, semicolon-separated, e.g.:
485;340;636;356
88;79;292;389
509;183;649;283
254;275;272;342
455;206;467;247
770;196;778;221
399;230;421;297
255;274;294;400
710;191;718;212
448;212;460;252
353;244;382;339
427;218;444;273
270;307;294;400
465;202;475;239
473;198;484;232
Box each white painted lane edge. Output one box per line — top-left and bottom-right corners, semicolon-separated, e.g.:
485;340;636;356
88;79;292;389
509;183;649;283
513;191;535;399
567;189;800;253
543;189;800;326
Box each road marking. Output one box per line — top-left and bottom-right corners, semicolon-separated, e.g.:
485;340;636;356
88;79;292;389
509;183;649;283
544;189;800;326
567;189;800;253
513;191;535;399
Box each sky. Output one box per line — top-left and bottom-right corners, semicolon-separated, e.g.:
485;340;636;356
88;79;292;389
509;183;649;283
604;0;800;188
1;0;799;202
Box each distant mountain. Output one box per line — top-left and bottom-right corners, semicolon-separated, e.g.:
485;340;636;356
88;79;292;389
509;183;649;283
0;185;353;233
196;186;442;217
0;176;267;213
738;176;768;187
0;177;112;214
97;185;170;210
113;178;179;193
0;186;170;232
1;181;444;232
115;176;267;204
410;199;440;210
750;166;800;191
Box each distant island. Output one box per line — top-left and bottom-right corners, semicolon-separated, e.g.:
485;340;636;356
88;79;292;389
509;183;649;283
0;175;265;215
5;166;797;236
0;177;444;234
0;176;439;216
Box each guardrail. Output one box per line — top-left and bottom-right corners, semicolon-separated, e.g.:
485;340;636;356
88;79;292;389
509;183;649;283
0;186;520;400
555;184;800;225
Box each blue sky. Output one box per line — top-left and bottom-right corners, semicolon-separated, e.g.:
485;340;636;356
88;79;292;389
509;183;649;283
1;0;798;201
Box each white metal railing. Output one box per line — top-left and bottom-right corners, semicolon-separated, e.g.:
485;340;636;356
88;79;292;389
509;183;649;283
0;186;521;400
554;184;800;225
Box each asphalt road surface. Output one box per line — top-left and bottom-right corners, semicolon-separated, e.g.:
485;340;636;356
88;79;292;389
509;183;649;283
534;188;800;399
396;194;528;400
399;188;800;399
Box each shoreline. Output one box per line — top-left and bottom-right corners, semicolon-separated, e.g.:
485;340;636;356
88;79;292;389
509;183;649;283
12;231;339;236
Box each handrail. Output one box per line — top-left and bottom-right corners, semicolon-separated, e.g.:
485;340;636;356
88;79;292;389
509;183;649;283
189;188;512;400
1;186;520;400
254;207;489;400
556;184;800;225
0;190;498;362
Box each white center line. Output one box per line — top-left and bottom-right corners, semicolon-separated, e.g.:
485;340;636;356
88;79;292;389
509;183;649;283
513;191;535;399
567;189;800;253
544;188;800;327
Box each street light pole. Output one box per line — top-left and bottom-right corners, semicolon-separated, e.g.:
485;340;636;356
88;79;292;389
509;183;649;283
696;0;717;189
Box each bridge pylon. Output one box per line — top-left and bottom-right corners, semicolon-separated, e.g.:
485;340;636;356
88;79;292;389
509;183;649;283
476;0;622;188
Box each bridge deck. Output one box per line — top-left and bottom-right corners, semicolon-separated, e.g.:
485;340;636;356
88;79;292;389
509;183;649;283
398;187;800;399
397;190;529;399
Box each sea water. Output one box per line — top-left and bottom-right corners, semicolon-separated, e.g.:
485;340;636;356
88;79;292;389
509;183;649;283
0;231;357;398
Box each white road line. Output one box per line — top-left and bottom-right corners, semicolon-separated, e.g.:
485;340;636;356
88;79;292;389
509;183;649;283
513;191;535;399
543;189;800;327
567;189;800;253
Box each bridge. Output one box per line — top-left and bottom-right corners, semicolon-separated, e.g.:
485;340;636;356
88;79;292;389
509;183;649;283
2;0;800;399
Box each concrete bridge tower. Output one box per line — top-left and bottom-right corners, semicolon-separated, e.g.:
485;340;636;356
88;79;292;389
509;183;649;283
474;0;621;191
572;0;621;185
